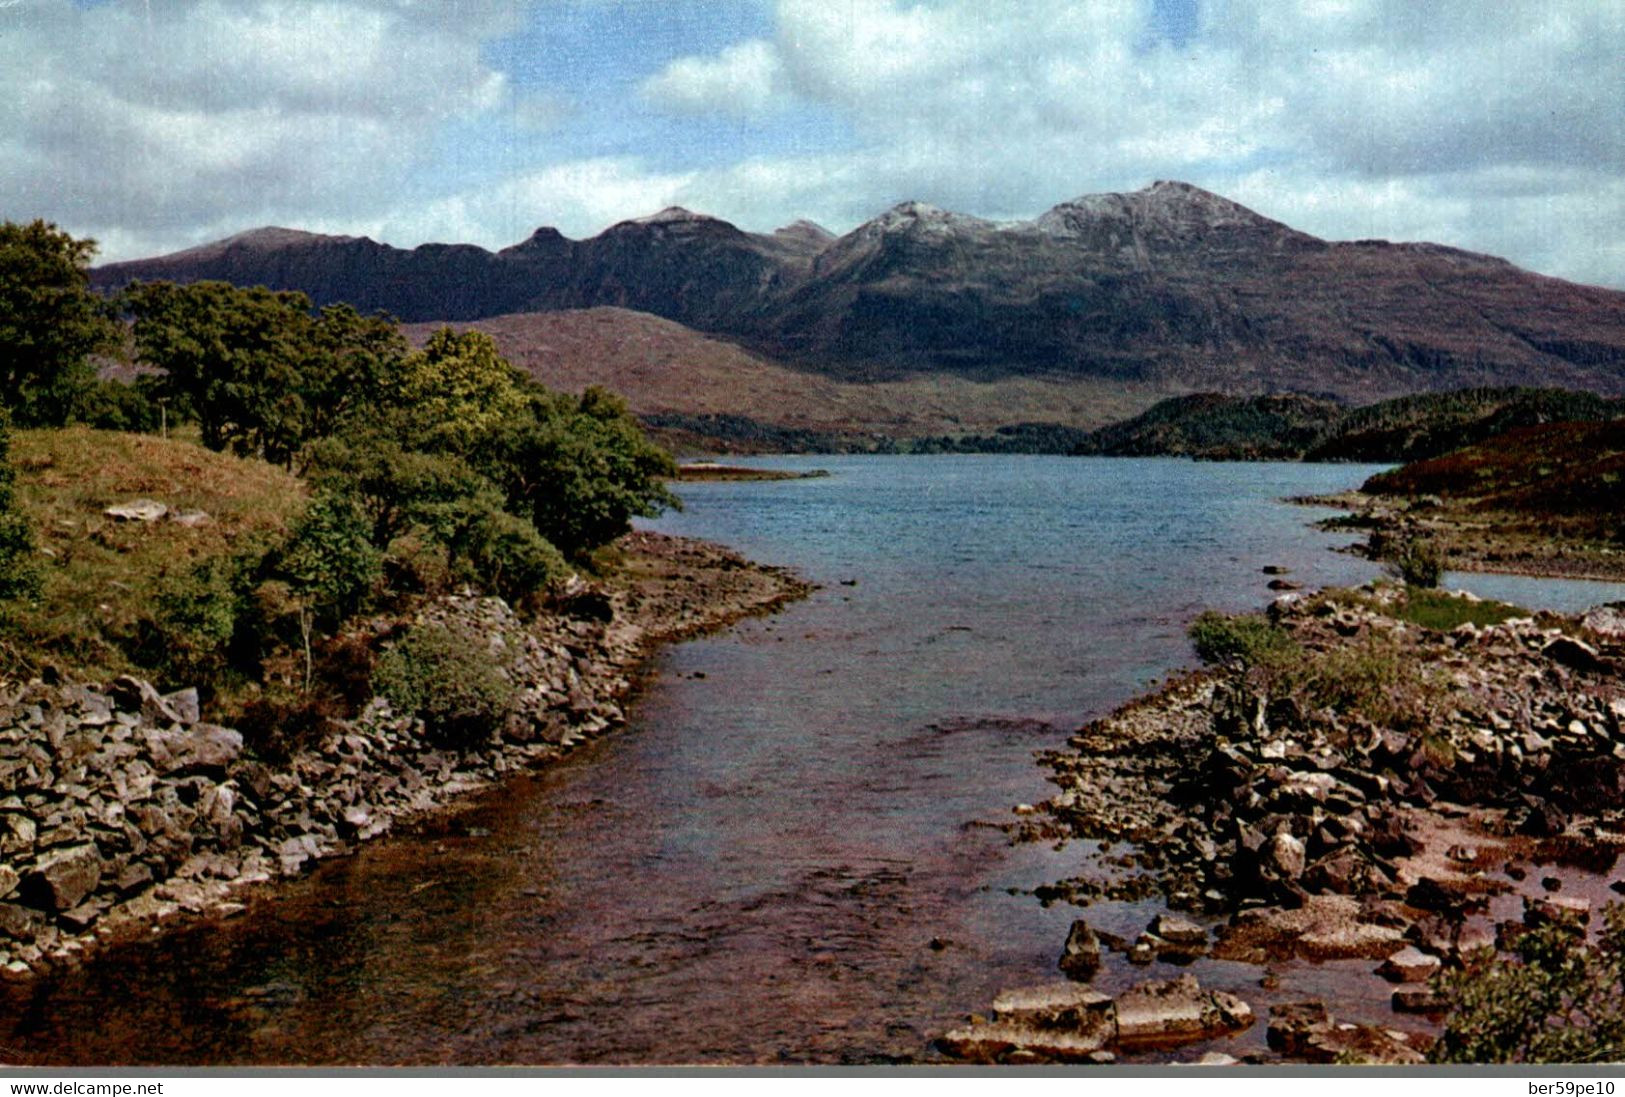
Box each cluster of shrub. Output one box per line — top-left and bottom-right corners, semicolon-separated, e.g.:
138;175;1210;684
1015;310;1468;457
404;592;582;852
0;219;677;746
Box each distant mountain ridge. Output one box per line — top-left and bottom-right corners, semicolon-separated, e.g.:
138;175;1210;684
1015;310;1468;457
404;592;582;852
92;182;1625;403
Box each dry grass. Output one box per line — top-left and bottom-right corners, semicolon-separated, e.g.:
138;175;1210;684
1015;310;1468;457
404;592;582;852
6;427;306;681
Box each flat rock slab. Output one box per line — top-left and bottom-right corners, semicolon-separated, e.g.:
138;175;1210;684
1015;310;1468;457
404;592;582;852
1113;974;1254;1049
144;723;243;775
1217;895;1405;962
1377;945;1441;983
992;982;1112;1028
1150;912;1207;946
938;1020;1110;1063
103;499;169;522
1392;988;1447;1014
941;974;1253;1063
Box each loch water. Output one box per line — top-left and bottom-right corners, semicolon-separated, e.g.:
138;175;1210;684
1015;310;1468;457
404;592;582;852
8;456;1622;1064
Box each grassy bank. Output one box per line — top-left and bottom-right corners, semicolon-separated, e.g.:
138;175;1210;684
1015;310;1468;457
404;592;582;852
5;427;307;685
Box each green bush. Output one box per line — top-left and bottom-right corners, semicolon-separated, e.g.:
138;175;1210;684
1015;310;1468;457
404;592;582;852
451;505;569;607
279;491;382;625
1431;902;1625;1063
0;408;38;605
1371;529;1444;588
371;622;512;749
151;556;242;685
73;379;163;433
1188;610;1298;668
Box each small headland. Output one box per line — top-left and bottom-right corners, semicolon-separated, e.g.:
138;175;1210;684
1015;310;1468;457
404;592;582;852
673;462;830;482
942;581;1625;1064
1300;419;1625;582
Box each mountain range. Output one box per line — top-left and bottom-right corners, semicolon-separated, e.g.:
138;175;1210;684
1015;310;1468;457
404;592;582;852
92;182;1625;430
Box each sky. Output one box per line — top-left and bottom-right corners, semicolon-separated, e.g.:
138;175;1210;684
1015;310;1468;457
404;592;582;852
2;0;1622;286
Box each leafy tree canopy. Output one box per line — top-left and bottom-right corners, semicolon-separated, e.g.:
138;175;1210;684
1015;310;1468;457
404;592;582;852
0;220;119;426
124;282;408;467
478;386;679;559
125;280;315;462
385;328;527;453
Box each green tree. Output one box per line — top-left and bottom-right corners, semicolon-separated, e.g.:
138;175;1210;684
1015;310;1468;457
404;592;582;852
481;387;678;559
280;491;382;624
278;490;383;691
125;280;316;463
0;407;39;603
303;433;490;549
296;304;407;463
0;220;118;426
382;328;527;453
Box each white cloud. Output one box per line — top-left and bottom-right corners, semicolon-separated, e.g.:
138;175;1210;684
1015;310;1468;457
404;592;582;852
640;39;789;118
7;0;1622;287
1;0;517;259
373;157;697;247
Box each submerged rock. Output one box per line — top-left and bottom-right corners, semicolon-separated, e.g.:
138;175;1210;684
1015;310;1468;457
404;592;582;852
1059;918;1102;980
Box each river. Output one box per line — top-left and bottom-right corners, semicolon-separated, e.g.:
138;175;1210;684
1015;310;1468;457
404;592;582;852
7;456;1622;1064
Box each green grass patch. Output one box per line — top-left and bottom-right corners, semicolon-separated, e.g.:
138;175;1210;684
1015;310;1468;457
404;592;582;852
1396;587;1526;631
6;426;307;683
1188;609;1299;668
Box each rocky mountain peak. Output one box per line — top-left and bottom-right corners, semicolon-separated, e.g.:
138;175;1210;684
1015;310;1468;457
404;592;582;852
626;207;723;227
499;226;572;257
1034;180;1313;259
869;200;998;234
773;219;836;246
173;226;357;261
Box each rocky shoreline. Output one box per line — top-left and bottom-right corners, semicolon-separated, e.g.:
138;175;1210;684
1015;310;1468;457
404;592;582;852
942;582;1625;1064
0;530;811;978
1301;490;1625;583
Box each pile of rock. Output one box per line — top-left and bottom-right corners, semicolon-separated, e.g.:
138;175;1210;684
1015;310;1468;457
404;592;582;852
1266;1001;1430;1065
1039;588;1625;919
0;577;698;974
1009;586;1625;1059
